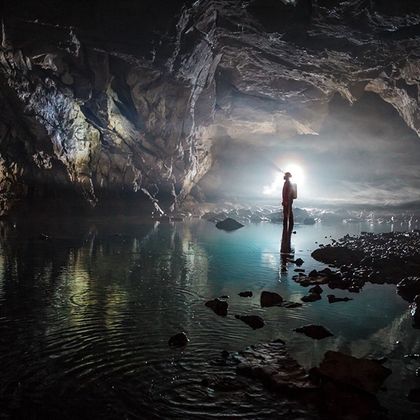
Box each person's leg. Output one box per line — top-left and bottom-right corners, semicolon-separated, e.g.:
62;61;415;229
289;207;294;232
283;205;289;230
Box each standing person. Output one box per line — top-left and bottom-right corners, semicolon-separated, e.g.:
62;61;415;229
282;172;295;233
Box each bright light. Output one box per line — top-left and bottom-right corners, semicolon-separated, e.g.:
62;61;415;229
262;163;305;196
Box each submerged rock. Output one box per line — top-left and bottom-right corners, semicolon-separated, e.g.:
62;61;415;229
260;291;283;307
294;325;333;340
205;298;228;316
327;295;353;303
235;315;265;330
238;291;253;297
215;218;244;232
317;351;391;394
168;332;189;348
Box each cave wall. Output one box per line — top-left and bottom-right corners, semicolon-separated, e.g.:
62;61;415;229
0;0;419;214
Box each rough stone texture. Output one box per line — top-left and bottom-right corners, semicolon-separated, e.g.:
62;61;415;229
317;350;392;394
1;1;420;213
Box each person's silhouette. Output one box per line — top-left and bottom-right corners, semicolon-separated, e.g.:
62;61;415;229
282;172;295;233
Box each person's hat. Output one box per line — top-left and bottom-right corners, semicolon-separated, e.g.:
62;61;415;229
284;172;292;178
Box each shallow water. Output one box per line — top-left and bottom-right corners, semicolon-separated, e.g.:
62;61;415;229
0;217;420;419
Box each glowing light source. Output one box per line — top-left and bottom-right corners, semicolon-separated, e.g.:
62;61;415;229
262;163;305;196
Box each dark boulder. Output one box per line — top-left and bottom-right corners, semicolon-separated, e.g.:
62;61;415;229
318;351;392;394
205;298;228;316
168;332;189;347
397;277;420;302
235;314;265;329
260;291;283;307
215;218;244;231
239;291;253;297
294;324;333;339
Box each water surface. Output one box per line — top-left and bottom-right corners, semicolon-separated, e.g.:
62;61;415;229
0;217;419;419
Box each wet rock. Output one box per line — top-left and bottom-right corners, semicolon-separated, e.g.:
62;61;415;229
318;351;392;394
294;325;333;340
238;291;253;297
327;295;353;303
301;292;322;302
294;258;304;266
410;295;420;328
205;298;228;316
397;277;420;302
235;314;265;330
215;218;244;232
168;332;189;348
294;268;305;273
309;285;323;294
219;295;229;299
235;340;317;393
260;291;283;307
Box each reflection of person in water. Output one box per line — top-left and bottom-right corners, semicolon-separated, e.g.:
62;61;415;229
280;172;297;271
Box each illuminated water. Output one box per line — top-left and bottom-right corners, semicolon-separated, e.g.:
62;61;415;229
0;217;419;419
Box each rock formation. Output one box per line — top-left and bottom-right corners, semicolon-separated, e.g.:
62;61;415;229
0;1;419;214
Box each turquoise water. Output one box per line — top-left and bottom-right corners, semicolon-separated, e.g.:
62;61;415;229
0;217;419;419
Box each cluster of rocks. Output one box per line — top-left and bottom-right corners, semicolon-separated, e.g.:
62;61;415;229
308;231;420;328
205;340;392;419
